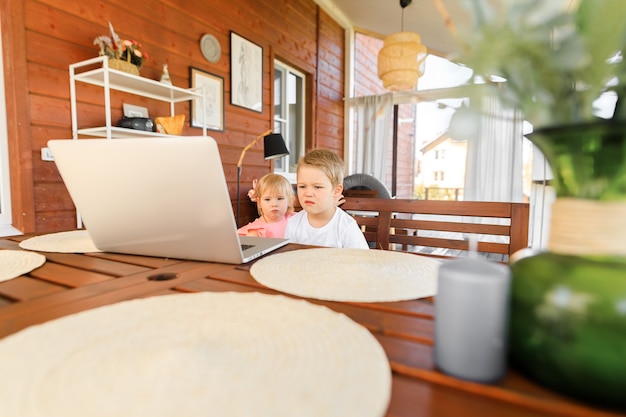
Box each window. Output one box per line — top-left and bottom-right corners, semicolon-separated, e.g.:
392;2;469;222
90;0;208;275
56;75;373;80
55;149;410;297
434;171;445;181
435;149;445;160
273;60;305;181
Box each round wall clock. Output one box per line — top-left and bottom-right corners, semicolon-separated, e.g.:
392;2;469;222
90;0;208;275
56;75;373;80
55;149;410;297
200;34;221;63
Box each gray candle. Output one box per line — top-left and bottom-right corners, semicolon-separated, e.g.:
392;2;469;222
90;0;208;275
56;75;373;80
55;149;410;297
434;257;511;383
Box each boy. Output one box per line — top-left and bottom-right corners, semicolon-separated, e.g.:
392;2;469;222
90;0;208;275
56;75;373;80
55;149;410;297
285;149;369;249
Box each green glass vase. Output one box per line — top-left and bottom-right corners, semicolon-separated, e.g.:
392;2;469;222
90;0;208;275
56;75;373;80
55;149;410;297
509;121;626;409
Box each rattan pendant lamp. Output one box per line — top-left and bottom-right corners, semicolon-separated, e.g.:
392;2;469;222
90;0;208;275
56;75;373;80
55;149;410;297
377;0;427;91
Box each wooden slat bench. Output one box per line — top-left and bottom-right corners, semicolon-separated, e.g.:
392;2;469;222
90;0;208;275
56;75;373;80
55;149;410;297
342;198;530;262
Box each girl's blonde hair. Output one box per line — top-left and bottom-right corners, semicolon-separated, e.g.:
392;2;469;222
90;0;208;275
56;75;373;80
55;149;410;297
255;173;295;216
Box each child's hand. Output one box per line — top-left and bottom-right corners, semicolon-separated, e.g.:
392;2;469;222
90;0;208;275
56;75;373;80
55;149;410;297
336;194;345;206
247;179;259;202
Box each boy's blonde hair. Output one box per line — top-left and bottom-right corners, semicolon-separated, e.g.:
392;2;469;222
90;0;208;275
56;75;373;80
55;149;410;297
297;149;344;187
255;173;295;216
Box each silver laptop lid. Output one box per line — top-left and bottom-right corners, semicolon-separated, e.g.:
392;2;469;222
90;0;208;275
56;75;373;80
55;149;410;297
48;137;287;263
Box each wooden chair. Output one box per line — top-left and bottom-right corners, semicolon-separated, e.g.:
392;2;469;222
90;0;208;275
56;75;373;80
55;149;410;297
343;189;378;198
341;197;530;262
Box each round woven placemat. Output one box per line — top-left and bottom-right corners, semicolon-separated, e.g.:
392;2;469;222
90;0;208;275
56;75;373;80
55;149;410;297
0;250;46;282
0;292;391;417
19;230;101;253
251;248;440;302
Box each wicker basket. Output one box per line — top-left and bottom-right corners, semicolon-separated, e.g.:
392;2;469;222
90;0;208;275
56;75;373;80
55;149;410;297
108;57;139;76
155;114;186;135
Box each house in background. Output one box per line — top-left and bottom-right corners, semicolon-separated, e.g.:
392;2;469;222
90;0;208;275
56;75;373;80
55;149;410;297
417;132;467;201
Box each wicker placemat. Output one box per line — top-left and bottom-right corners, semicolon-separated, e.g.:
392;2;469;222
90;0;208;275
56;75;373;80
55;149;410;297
251;248;440;302
19;230;101;253
0;292;391;417
0;250;46;282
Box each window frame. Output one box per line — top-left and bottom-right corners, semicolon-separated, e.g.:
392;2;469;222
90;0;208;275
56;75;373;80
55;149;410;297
273;60;306;183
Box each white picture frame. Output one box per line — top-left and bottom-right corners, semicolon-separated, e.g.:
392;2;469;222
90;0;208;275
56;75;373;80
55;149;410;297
122;103;149;118
190;67;224;131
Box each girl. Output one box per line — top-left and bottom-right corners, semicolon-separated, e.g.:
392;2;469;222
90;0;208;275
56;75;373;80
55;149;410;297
237;173;295;238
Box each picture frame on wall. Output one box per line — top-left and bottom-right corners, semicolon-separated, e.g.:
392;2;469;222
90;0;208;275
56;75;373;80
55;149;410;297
190;67;224;131
230;32;263;112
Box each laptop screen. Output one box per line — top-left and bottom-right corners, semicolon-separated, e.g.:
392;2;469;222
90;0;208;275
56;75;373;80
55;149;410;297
48;137;287;263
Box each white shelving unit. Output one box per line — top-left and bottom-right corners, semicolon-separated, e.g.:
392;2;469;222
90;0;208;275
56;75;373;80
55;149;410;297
69;56;206;139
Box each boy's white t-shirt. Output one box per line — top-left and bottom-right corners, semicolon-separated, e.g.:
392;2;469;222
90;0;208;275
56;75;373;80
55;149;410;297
285;208;369;249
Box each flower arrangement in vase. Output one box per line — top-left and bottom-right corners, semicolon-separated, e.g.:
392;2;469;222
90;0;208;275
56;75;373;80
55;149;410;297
93;22;149;75
452;0;626;409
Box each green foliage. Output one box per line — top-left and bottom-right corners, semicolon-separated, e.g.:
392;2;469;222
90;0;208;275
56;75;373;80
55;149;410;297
455;0;626;127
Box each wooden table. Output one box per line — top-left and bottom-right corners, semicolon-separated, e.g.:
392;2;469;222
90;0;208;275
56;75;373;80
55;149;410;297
0;234;624;417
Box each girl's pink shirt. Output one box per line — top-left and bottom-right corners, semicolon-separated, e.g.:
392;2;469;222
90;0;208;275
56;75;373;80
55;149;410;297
237;212;295;238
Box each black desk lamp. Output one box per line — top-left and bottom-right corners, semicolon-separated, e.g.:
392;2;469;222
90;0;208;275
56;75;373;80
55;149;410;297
236;130;289;227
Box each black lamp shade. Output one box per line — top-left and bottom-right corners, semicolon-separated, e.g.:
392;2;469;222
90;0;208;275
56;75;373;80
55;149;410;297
263;133;289;160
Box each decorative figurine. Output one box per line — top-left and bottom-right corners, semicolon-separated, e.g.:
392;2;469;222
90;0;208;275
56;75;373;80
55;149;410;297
160;64;172;85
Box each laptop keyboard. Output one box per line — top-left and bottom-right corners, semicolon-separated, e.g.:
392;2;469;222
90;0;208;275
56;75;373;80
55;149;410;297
241;244;255;251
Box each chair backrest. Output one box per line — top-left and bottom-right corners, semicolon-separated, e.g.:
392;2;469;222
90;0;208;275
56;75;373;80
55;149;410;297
341;198;530;262
343;189;378;198
342;174;392;199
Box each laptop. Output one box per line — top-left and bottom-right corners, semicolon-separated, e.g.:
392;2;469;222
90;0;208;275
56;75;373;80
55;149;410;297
47;137;289;264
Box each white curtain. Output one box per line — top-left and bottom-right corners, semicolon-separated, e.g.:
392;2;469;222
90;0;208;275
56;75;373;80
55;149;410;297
459;96;526;251
349;93;393;182
464;96;524;203
529;144;556;249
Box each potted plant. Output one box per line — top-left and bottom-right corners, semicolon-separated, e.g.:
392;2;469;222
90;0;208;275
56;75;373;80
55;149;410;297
453;0;626;408
93;22;149;76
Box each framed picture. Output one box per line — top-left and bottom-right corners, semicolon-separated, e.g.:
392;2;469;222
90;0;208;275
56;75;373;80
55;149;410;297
190;67;224;131
230;32;263;112
122;103;149;118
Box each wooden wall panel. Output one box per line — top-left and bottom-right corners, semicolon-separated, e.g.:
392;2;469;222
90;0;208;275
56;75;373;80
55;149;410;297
315;9;344;156
2;0;346;232
2;0;35;232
